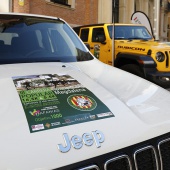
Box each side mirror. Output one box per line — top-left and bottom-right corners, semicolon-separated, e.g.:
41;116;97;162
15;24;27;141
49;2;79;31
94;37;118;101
84;43;90;50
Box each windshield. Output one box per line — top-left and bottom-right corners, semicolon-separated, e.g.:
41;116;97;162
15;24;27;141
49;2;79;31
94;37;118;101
0;14;93;64
107;25;153;40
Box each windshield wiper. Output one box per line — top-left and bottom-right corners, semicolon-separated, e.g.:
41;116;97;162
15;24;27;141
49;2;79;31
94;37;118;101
127;37;149;41
114;37;125;40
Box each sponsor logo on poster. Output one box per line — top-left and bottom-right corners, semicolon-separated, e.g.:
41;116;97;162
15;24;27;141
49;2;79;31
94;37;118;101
97;112;114;118
31;124;44;131
45;123;51;128
51;122;61;126
67;94;97;111
30;109;41;116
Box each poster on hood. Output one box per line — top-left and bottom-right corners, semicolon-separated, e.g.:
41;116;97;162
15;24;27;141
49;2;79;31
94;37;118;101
131;11;154;37
12;74;114;133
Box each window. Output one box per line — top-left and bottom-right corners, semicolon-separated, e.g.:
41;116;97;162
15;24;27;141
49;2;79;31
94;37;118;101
0;16;93;64
80;29;89;42
50;0;71;7
47;0;75;9
0;33;18;45
92;28;106;42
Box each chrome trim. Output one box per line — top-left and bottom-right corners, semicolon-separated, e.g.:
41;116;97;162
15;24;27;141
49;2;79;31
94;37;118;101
158;138;170;170
77;138;170;170
78;164;100;170
104;154;132;170
134;145;159;170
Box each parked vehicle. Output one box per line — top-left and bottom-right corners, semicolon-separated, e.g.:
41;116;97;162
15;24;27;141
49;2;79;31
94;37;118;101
73;23;170;88
1;13;170;170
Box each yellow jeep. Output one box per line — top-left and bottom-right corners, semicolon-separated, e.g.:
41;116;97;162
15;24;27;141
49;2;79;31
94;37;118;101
73;23;170;88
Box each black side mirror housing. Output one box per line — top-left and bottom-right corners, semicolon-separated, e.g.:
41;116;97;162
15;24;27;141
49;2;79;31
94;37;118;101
84;43;90;50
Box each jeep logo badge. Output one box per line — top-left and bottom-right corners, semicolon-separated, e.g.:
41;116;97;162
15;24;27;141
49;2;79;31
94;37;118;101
57;130;105;153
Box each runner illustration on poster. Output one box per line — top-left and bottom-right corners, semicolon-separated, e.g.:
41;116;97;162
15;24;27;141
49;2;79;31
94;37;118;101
12;74;114;133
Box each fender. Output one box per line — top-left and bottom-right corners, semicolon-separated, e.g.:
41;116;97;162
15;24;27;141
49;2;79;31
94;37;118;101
115;52;157;69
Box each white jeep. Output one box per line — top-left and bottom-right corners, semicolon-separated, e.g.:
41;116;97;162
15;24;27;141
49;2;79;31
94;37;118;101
0;13;170;170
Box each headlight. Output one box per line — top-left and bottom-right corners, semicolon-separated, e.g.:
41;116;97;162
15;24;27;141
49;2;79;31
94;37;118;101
156;52;165;62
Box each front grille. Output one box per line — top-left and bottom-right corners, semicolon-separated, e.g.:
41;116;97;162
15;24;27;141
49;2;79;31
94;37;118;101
158;138;170;170
79;165;100;170
104;155;132;170
56;133;170;170
134;146;158;170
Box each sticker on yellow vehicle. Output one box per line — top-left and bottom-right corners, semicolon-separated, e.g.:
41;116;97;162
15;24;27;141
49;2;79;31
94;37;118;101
12;74;114;133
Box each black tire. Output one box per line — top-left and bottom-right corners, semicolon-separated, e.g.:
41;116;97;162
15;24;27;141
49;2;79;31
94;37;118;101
120;64;144;78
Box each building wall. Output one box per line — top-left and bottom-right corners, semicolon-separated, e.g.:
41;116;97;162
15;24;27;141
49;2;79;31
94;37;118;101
118;0;169;41
120;0;134;23
12;0;98;26
10;0;170;41
98;0;112;23
97;0;168;41
13;0;30;13
0;0;10;12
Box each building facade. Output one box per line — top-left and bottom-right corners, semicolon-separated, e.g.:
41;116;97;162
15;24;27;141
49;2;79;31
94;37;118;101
0;0;170;41
2;0;98;27
98;0;170;41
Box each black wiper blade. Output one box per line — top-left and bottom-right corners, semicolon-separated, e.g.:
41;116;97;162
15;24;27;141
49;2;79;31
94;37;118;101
115;37;125;40
127;37;149;41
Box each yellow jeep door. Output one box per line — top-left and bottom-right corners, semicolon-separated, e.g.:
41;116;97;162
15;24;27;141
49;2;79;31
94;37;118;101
79;27;111;65
90;27;111;64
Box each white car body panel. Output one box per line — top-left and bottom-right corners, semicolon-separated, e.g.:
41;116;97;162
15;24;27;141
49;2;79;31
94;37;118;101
1;58;170;169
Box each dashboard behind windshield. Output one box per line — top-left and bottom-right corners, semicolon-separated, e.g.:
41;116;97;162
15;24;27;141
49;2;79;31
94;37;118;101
0;15;93;64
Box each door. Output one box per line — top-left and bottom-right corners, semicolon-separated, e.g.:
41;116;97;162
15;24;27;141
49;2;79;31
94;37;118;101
90;27;110;64
79;27;111;65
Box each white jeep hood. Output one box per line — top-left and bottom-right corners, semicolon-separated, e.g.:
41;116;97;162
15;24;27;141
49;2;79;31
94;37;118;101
1;59;170;169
